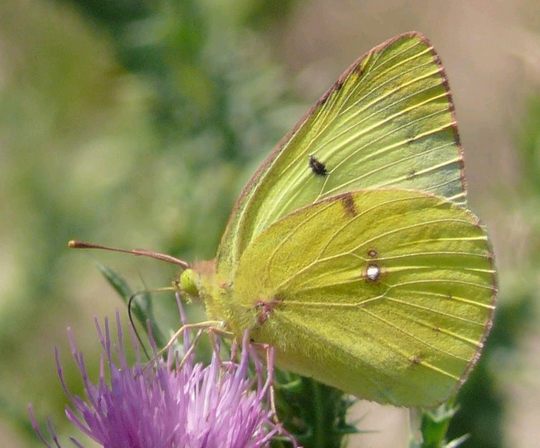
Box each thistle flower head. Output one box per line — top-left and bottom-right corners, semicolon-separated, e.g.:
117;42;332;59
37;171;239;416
31;298;294;447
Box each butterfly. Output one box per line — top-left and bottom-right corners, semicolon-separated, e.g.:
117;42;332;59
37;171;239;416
73;31;496;407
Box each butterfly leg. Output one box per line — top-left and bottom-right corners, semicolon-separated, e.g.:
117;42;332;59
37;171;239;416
152;320;224;361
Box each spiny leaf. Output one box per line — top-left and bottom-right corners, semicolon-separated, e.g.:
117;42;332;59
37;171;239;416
410;400;468;448
272;371;358;448
97;263;166;349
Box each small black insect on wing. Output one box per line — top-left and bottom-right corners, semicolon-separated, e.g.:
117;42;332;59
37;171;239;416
309;155;328;176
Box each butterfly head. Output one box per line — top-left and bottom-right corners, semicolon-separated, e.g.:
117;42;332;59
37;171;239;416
178;268;200;298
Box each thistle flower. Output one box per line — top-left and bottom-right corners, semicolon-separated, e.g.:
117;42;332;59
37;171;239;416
30;298;294;447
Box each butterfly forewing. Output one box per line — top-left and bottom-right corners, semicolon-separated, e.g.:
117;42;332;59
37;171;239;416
232;190;495;406
217;32;464;281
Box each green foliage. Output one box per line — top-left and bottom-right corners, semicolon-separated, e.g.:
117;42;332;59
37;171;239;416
98;263;167;350
411;402;468;448
273;373;357;448
520;97;540;199
0;0;298;444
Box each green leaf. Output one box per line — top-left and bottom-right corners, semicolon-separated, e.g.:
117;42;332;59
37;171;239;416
97;263;166;349
272;371;357;448
410;401;468;448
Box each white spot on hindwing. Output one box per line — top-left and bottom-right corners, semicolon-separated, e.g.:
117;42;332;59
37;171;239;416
366;264;380;281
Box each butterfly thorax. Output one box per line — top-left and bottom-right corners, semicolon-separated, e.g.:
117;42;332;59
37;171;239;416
182;261;259;336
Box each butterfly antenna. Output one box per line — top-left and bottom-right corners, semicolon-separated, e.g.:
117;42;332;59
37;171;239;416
128;291;152;361
128;286;176;361
68;240;190;270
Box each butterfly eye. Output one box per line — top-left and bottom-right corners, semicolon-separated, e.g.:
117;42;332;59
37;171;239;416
308;154;328;176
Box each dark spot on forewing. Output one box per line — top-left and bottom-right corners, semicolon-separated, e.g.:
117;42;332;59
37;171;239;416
309;155;328;176
341;193;357;217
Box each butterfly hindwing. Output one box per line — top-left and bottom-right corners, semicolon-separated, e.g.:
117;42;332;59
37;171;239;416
217;32;464;281
232;189;495;406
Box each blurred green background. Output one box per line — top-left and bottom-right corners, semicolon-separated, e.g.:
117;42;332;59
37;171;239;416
1;1;539;447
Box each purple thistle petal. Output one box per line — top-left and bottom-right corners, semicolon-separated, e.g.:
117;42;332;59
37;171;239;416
30;298;297;448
